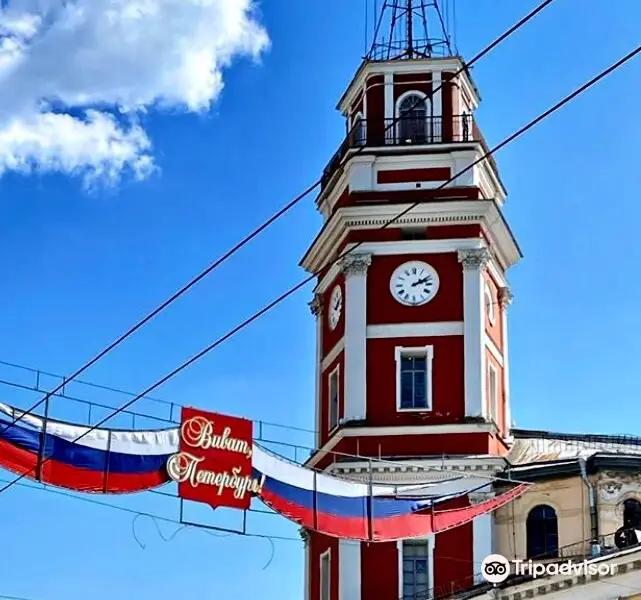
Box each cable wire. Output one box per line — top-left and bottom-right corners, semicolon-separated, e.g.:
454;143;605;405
1;40;638;497
6;473;640;600
0;367;527;485
0;0;557;438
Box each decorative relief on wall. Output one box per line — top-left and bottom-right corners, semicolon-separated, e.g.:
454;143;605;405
308;293;323;316
340;252;372;277
457;248;491;270
597;471;641;503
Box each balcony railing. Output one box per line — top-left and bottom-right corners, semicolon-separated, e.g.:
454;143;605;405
321;114;482;189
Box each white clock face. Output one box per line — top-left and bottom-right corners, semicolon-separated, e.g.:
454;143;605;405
389;261;440;306
328;285;343;330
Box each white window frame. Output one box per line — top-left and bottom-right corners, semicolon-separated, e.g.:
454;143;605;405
484;283;496;326
320;548;331;600
488;361;499;425
398;537;434;600
328;364;340;432
395;90;432;144
395;346;434;412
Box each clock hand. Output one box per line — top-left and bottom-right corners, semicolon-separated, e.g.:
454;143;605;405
412;276;431;287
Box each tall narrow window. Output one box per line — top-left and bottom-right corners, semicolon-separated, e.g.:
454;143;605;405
396;347;433;411
397;93;427;143
526;505;558;559
616;499;641;548
328;366;339;431
488;362;498;424
352;113;366;146
623;499;641;529
320;550;331;600
402;540;430;600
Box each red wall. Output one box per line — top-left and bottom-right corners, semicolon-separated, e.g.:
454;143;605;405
365;74;385;145
433;497;474;596
361;542;399;600
339;224;482;251
367;253;463;325
309;533;339;600
366;336;464;426
442;72;454;141
377;167;450;184
394;72;432;101
349;186;481;205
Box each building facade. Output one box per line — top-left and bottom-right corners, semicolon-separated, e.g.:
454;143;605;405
299;3;641;600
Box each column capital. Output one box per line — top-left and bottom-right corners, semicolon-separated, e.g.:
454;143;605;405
340;253;372;277
457;248;491;270
299;527;311;543
498;286;514;309
308;293;323;317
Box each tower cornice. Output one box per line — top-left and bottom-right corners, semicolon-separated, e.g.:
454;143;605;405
336;56;480;116
300;200;521;279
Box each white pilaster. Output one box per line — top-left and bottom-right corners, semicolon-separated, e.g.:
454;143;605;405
339;540;361;600
458;249;491;418
499;287;514;434
384;72;394;122
309;295;324;448
470;493;495;583
432;70;442;119
340;253;372;423
300;529;311;600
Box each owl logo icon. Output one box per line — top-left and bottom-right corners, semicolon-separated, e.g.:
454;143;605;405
481;554;510;584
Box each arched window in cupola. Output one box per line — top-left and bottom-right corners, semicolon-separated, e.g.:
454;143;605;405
526;505;559;559
351;112;366;146
396;92;430;144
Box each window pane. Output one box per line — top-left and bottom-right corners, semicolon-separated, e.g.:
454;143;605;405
414;373;426;406
400;372;413;408
401;357;413;371
412;357;426;369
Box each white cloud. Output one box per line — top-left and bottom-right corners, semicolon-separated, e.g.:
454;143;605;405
0;0;269;187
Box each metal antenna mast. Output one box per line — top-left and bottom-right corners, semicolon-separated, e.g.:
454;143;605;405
367;0;453;61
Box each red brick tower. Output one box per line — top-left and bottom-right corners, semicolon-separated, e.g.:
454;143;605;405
301;2;520;599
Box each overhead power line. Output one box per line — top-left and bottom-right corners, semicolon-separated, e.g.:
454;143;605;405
0;358;315;433
0;0;557;438
1;40;638;497
0;362;526;485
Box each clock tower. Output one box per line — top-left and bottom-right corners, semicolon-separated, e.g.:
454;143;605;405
301;2;521;599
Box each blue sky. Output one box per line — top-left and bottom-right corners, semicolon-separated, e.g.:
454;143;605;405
1;0;641;598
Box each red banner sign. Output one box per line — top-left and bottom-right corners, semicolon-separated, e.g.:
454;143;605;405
167;407;263;510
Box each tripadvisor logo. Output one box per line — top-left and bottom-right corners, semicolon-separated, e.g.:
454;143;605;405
481;554;511;583
481;554;617;584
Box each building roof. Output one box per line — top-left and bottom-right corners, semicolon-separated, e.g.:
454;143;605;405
509;428;641;464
